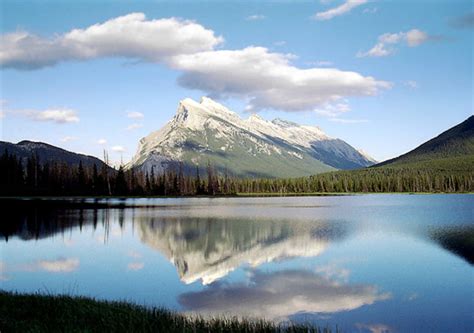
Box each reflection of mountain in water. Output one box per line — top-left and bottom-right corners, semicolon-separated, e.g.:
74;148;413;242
2;198;472;281
137;216;348;284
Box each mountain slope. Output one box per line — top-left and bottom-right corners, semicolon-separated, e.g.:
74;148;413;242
376;115;474;171
0;140;108;169
129;97;375;178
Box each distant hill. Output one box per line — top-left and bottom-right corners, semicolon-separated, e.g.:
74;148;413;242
0;140;109;169
375;116;474;171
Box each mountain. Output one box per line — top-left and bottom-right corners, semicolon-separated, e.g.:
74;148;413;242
129;97;375;178
0;140;109;169
376;115;474;170
137;216;337;285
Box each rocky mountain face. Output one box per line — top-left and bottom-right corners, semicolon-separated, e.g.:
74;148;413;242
129;97;376;178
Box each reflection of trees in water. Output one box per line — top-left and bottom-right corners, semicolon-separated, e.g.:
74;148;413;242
136;216;349;284
2;199;472;277
0;200;115;242
429;226;474;265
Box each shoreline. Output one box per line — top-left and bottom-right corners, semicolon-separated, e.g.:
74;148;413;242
0;291;333;333
0;191;472;201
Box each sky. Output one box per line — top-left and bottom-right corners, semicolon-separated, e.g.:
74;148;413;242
0;0;472;164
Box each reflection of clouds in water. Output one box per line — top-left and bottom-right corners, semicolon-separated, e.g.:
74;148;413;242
179;269;391;320
34;258;80;273
0;261;9;281
405;292;418;301
315;263;350;283
127;262;144;271
127;250;142;259
355;323;393;333
2;257;80;274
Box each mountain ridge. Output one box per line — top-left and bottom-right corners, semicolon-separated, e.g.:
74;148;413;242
128;97;375;178
0;140;109;169
376;115;474;169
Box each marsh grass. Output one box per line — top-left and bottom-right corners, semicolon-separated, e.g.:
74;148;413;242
0;291;336;333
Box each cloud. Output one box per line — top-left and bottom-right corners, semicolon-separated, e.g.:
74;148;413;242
404;80;418;89
126;111;144;119
405;29;430;46
315;264;351;282
127;262;144;271
111;145;126;153
179;269;391;320
0;13;223;70
315;102;351;117
314;0;368;21
245;15;266;21
273;41;286;47
97;138;107;145
450;12;474;29
363;7;377;14
2;13;389;114
7;107;80;123
33;108;80;123
36;258;80;273
172;47;389;112
60;136;78;143
126;123;143;131
358;29;434;57
313;60;333;67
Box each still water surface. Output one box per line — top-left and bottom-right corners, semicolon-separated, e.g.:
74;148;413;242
1;195;473;332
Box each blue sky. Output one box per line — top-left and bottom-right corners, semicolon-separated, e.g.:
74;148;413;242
0;0;472;163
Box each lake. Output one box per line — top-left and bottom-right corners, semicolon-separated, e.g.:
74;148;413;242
1;195;473;332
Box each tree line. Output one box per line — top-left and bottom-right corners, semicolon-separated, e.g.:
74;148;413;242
0;150;235;196
0;150;472;196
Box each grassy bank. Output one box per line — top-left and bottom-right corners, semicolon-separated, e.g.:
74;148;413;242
0;292;335;333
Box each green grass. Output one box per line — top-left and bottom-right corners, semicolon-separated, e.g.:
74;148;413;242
0;291;336;333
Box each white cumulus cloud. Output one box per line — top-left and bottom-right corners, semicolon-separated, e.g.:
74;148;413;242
1;13;390;115
0;13;223;70
314;0;368;21
97;138;107;145
172;46;390;112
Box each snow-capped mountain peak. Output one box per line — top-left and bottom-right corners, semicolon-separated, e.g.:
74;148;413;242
129;97;376;177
